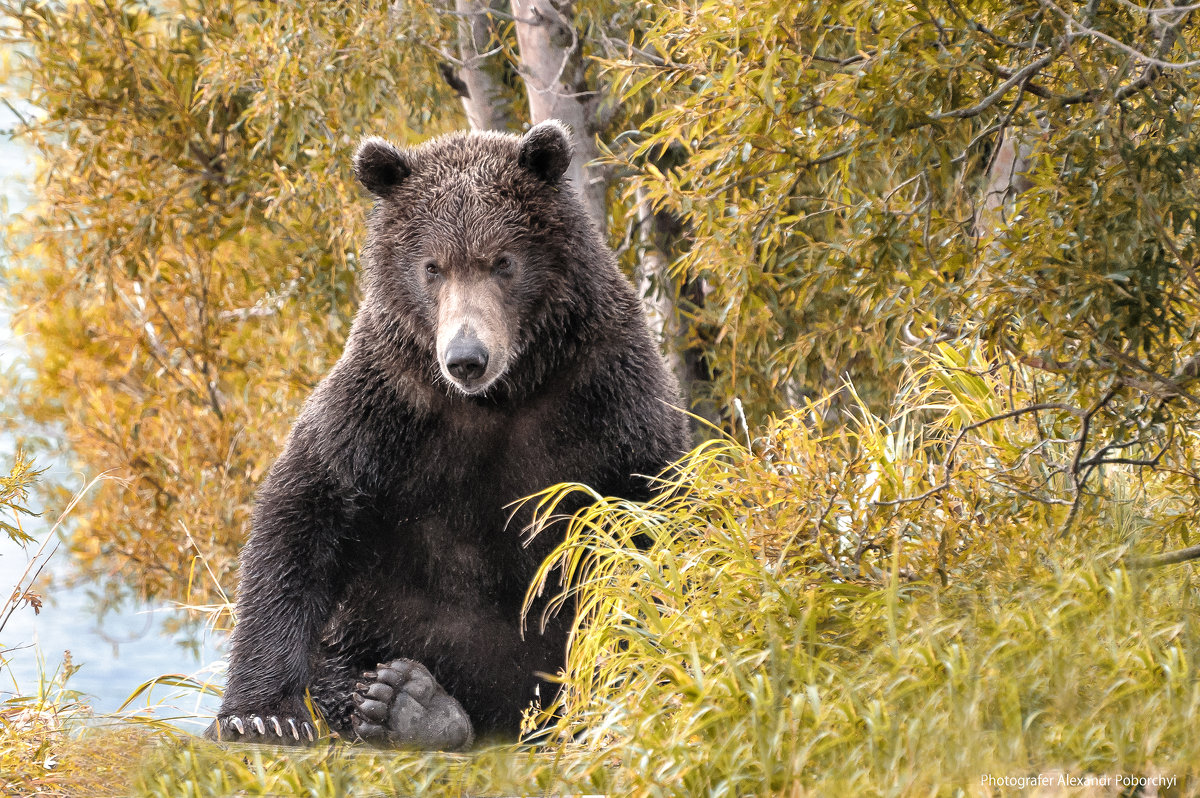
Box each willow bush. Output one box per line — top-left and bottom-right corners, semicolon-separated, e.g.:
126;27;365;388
609;0;1200;425
516;351;1200;795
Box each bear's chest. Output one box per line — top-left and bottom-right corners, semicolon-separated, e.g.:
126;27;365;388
397;396;581;509
365;400;585;598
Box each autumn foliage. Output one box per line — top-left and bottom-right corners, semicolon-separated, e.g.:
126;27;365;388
5;0;1200;794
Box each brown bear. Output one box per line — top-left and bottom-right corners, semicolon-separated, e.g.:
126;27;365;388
205;120;689;748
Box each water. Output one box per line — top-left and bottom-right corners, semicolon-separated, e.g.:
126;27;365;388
0;99;222;731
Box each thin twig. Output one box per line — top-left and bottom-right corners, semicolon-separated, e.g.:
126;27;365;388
1042;0;1200;69
874;403;1085;506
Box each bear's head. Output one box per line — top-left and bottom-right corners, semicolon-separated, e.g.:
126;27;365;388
353;120;594;398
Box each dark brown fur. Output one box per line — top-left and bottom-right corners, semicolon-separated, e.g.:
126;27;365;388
206;122;688;747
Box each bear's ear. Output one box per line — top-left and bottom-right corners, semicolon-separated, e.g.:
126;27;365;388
354;137;411;196
518;120;573;183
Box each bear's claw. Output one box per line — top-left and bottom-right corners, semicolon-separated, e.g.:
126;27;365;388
206;713;316;744
350;658;474;750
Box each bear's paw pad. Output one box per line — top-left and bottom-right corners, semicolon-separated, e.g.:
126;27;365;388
351;659;474;751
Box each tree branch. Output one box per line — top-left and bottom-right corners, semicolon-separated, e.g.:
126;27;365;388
1041;0;1200;69
1126;544;1200;568
926;48;1059;121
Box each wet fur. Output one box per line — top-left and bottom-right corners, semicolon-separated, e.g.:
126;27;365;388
209;122;688;744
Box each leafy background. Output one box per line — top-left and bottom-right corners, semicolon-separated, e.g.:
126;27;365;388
2;0;1200;795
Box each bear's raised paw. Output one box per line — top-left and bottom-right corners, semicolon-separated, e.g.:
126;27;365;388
351;658;474;751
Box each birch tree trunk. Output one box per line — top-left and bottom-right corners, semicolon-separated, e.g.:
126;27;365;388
448;0;513;132
974;128;1036;240
510;0;607;234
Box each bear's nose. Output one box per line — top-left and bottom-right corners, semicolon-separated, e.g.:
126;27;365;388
445;334;489;382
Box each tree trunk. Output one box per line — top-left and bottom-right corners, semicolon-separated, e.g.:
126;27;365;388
511;0;607;234
974;128;1036;240
448;0;513;132
635;187;717;436
509;0;711;428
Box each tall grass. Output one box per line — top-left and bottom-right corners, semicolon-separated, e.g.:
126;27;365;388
0;469;140;796
508;387;1200;794
132;557;1200;797
11;348;1200;795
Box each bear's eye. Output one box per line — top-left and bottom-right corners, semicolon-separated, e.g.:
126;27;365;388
493;256;513;276
424;261;441;278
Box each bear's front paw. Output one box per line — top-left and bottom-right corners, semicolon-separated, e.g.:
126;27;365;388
351;659;474;751
204;707;317;745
